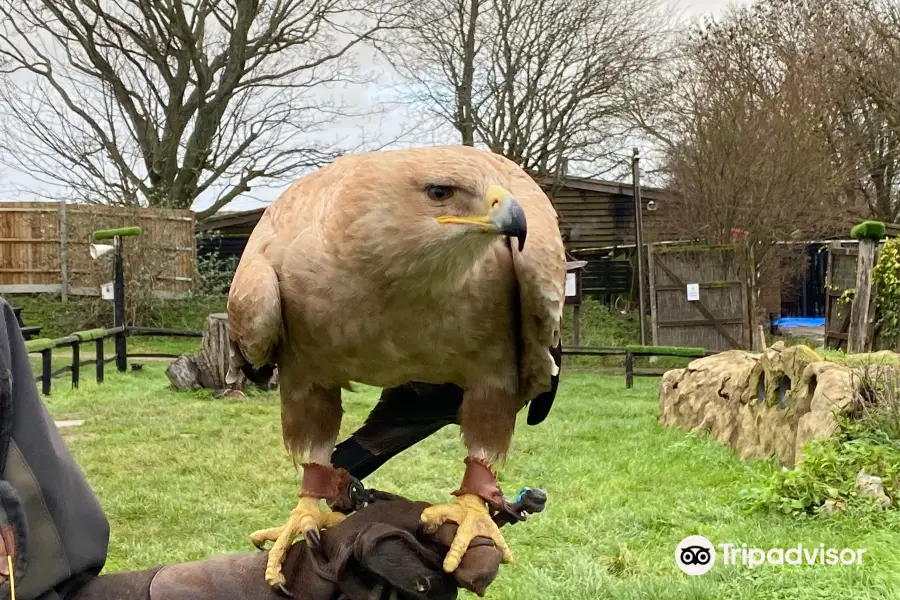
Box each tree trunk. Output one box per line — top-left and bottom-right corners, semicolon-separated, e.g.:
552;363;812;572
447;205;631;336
165;313;272;396
166;355;204;390
198;313;231;389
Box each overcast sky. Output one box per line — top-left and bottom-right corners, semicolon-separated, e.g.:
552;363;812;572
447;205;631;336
0;0;746;213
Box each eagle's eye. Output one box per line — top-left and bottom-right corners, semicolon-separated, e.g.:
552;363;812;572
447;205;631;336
425;184;455;202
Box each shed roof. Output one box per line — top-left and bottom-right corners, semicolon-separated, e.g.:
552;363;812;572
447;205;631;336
197;173;672;235
538;174;669;200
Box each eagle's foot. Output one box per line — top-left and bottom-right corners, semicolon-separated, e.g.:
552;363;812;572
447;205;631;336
251;495;347;587
420;493;514;573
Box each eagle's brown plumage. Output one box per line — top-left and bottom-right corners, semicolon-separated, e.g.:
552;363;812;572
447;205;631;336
226;144;566;586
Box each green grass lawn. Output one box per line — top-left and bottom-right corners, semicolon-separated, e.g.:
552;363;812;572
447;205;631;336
41;366;900;599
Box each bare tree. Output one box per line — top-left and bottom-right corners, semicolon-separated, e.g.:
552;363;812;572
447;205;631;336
638;0;900;225
383;0;672;179
820;0;900;222
0;0;407;219
639;0;855;283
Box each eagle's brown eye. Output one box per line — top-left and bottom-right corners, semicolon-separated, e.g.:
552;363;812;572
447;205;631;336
425;185;455;202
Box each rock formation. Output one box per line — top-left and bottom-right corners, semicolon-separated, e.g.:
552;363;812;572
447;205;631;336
658;342;865;466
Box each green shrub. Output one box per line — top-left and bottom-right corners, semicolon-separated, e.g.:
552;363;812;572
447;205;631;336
561;297;641;348
6;293;226;337
743;413;900;516
873;237;900;347
195;232;239;296
559;298;695;370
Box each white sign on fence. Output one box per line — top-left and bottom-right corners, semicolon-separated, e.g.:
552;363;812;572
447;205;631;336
100;282;114;300
565;272;577;297
686;283;700;302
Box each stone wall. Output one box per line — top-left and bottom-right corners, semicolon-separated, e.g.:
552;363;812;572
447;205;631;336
658;342;861;466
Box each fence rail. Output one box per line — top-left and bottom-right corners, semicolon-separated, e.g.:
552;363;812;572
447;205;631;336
562;344;712;388
27;334;713;395
25;326;202;395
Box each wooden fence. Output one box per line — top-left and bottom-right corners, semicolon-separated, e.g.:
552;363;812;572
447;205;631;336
0;202;195;298
823;242;860;350
648;243;755;352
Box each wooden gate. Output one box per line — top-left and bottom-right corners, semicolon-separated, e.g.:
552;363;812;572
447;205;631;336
824;242;859;350
648;243;753;352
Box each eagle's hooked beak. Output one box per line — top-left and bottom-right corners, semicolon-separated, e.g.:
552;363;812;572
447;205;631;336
436;184;528;251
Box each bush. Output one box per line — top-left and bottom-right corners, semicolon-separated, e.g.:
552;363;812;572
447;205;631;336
561;297;641;348
195;231;239;296
558;298;695;370
873;237;900;347
743;419;900;516
743;367;900;516
7;294;226;338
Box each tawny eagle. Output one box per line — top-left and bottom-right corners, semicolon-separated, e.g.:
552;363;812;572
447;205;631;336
226;145;566;588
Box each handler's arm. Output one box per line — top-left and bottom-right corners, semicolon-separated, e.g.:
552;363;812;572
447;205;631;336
0;296;110;600
330;382;463;481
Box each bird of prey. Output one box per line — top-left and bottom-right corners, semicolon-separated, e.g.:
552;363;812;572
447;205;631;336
226;145;566;589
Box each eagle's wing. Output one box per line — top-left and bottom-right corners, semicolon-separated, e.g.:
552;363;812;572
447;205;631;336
503;162;566;407
226;214;284;383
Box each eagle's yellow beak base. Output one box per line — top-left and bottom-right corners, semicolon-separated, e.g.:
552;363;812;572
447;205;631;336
437;185;528;251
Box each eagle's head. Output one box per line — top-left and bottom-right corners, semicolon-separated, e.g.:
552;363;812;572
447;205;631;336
326;146;531;288
429;182;527;253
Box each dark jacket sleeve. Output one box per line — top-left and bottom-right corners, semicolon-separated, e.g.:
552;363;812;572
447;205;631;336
331;382;463;481
331;345;563;481
0;296;109;600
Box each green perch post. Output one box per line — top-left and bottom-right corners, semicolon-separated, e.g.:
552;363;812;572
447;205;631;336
91;225;141;372
92;226;142;241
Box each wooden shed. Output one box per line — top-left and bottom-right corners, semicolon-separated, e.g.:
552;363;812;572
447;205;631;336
537;175;673;301
540;175;672;250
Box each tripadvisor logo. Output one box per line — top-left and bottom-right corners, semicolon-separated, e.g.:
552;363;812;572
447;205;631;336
675;536;867;575
676;535;715;576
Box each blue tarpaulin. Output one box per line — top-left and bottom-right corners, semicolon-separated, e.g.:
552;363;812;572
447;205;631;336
773;317;826;328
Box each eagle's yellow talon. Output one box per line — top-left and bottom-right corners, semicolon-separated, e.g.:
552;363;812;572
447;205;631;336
251;496;347;588
420;493;513;573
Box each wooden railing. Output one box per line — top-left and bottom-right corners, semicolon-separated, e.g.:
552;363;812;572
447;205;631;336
26;333;714;395
25;326;202;395
562;344;712;388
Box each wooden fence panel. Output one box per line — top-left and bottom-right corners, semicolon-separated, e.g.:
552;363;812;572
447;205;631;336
0;202;195;298
0;203;63;290
649;243;753;352
824;243;859;350
823;240;900;352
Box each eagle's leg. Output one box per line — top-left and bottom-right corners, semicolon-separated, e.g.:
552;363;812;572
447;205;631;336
250;383;348;587
420;385;517;573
